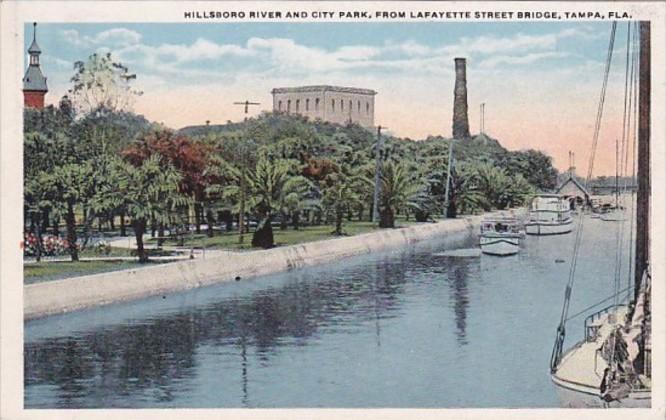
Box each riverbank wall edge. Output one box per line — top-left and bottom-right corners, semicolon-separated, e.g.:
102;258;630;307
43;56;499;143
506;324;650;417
25;216;483;320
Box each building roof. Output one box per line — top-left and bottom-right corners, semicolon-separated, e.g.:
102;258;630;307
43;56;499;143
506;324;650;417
23;65;48;92
28;38;41;54
556;174;590;197
533;193;564;198
271;85;377;96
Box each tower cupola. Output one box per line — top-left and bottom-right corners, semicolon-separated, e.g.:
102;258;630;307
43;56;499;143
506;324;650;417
23;22;48;109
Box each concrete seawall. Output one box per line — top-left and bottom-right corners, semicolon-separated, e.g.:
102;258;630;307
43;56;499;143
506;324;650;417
24;216;483;320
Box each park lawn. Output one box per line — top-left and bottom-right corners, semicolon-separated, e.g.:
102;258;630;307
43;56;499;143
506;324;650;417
24;260;167;285
78;246;134;258
78;247;177;258
149;219;422;251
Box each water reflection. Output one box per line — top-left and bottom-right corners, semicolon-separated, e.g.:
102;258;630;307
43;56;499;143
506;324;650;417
447;258;472;346
25;255;417;407
26;225;618;409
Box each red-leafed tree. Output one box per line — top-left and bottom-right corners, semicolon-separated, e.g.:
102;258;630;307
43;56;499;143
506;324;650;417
123;130;216;235
302;157;337;182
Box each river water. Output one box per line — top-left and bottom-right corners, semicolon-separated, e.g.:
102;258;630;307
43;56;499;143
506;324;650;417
24;214;635;408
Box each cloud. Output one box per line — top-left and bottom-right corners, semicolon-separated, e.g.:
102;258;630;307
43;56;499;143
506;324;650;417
437;27;585;57
478;51;570;68
61;28;142;48
152;38;255;63
41;54;73;69
59;25;597;86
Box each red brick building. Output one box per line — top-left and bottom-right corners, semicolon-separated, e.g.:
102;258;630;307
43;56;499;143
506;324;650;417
23;23;48;109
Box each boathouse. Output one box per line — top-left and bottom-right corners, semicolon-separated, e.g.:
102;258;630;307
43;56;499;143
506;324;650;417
556;173;590;207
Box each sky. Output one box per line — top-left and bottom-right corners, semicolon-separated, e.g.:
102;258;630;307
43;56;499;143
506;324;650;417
25;22;639;176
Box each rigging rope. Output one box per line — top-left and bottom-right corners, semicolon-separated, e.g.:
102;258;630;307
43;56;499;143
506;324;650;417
551;22;617;372
609;22;636;371
565;284;634;323
584;22;618;183
613;22;633;311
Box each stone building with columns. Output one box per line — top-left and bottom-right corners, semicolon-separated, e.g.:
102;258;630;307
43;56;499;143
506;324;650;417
271;85;376;129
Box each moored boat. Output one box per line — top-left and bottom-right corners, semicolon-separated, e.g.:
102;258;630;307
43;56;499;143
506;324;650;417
525;194;573;235
479;218;522;256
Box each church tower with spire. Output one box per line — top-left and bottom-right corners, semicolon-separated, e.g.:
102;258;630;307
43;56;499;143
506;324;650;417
23;23;48;109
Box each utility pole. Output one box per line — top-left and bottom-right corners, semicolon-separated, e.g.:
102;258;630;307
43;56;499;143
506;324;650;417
372;125;386;223
231;100;258;244
480;102;485;135
233;100;261;121
443;138;455;218
237;136;247;245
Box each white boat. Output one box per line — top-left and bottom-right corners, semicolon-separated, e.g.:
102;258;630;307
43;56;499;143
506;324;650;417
525;194;573;235
551;283;652;408
550;21;651;408
479;219;522;256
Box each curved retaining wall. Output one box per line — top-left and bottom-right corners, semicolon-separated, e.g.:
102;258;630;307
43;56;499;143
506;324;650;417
24;216;483;320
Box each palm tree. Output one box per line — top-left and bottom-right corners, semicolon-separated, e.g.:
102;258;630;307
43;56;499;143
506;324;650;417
206;155;317;248
113;155;188;262
322;164;369;235
244;157;313;248
505;173;535;208
378;162;419;228
450;162;486;215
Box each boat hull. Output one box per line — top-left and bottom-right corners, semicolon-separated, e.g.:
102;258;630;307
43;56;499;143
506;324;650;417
525;219;573;235
551;304;651;408
479;236;520;256
552;374;651;408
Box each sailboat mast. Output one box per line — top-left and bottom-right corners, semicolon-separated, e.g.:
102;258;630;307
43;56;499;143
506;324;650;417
615;137;619;207
635;21;650;302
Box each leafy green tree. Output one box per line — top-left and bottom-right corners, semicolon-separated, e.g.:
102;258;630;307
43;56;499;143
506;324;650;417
23;102;79;236
113;155;187;262
246;157;312;248
46;163;97;261
24;171;54;261
74;110;152;159
123;130;214;235
504;173;535;208
378;162;418;228
206;135;260;243
475;162;512;210
450;162;486;215
322;164;369;235
499;149;558;192
464;162;534;211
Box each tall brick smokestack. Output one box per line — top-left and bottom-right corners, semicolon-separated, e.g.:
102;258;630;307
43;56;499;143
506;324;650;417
452;57;470;139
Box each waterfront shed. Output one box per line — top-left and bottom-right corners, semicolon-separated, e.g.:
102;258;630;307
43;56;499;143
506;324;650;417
556;174;590;207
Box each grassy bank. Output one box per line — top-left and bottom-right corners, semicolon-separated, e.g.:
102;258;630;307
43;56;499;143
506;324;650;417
149;219;421;251
24;249;180;284
24;218;424;283
24;260;167;285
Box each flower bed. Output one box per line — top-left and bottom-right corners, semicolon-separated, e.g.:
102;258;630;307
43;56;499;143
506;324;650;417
23;233;69;257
